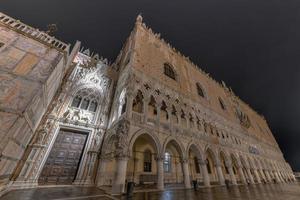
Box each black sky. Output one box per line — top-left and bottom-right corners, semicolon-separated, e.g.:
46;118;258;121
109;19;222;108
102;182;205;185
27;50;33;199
2;0;300;171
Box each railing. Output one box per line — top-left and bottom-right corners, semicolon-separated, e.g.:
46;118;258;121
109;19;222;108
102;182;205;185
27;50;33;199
0;12;69;52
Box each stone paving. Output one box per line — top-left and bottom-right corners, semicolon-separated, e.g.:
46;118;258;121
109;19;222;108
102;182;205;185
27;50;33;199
1;183;300;200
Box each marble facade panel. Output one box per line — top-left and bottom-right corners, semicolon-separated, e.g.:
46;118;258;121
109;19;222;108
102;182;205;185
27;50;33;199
25;92;45;130
2;140;24;160
14;37;47;57
0;111;18;132
0;71;41;112
13;53;39;76
0;47;26;70
27;59;53;82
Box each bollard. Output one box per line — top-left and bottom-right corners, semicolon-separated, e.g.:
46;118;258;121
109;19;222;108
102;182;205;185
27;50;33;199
225;179;230;188
192;180;198;191
126;181;134;198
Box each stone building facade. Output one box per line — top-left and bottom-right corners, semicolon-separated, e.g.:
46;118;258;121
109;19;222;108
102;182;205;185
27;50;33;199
0;12;296;196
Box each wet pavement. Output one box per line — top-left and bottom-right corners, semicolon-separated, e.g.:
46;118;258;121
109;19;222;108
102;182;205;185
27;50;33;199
0;183;300;200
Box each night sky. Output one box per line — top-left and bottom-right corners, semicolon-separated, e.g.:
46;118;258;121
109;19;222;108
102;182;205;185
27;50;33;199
2;0;300;171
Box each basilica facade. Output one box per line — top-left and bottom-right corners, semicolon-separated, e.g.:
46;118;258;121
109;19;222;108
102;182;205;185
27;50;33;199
0;12;295;196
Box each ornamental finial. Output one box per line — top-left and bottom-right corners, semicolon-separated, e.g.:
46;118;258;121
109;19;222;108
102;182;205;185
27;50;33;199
136;13;143;24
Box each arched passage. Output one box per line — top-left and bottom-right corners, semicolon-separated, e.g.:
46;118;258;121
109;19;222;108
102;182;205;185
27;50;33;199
205;148;219;185
127;132;161;187
220;151;230;181
162;138;185;186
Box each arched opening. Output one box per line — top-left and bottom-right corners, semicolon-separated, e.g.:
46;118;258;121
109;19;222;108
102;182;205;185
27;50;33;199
240;155;250;183
196;82;205;98
188;144;203;184
163;139;184;186
220;152;229;181
171;105;178;124
147;96;157;121
180;110;187;128
127;133;159;187
206;148;218;185
164;63;176;80
160;101;168;122
97;135;117;186
132;90;143;113
231;154;241;183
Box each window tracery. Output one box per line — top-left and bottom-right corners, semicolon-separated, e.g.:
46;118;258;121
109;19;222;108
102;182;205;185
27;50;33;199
164;63;176;80
196;82;205;98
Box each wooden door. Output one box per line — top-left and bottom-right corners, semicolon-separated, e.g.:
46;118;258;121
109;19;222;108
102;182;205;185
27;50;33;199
39;129;87;185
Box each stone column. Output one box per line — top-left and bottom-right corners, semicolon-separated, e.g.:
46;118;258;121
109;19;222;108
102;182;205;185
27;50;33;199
112;156;129;195
278;172;284;182
215;162;225;185
96;158;109;186
238;167;247;184
156;103;161;126
274;171;281;183
156;156;164;190
228;165;237;185
199;159;210;187
125;92;134;119
246;168;255;184
265;170;272;182
258;169;266;182
182;158;192;189
254;169;261;183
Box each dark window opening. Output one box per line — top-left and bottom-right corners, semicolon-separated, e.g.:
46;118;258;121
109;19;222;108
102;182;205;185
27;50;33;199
164;63;176;80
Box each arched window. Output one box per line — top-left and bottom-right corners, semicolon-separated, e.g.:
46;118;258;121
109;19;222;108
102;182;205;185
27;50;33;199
144;150;152;172
0;42;4;48
218;97;226;110
164;152;171;172
80;98;90;110
148;96;157;117
206;159;212;174
71;95;82;108
181;110;187;128
164;63;176;80
171;105;178;124
196;83;205;98
194;157;201;174
88;100;98;112
132;90;143;113
160;101;168;122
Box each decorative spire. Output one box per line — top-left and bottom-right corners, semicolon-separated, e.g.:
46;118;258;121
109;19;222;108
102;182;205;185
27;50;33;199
136;13;143;24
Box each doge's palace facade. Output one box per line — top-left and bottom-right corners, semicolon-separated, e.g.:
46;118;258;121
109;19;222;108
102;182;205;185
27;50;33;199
0;12;295;196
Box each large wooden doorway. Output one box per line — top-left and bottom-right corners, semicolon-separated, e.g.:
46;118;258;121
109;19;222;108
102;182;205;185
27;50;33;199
39;129;88;185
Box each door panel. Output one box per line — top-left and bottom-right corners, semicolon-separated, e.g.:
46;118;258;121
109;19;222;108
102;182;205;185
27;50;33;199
39;129;87;185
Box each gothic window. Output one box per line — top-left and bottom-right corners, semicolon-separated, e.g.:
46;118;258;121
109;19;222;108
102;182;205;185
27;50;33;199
160;101;168;122
189;114;194;128
144;150;152;172
121;97;127;114
88;100;98;112
148;96;157;117
132;90;144;113
80;98;90;110
218;97;226;110
164;152;171;172
194;157;201;174
71;95;82;108
196;83;205;98
206;159;212;174
164;63;176;80
171;105;178;124
181;110;187;128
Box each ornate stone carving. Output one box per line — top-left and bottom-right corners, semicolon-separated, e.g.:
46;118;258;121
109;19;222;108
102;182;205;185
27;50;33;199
114;119;130;158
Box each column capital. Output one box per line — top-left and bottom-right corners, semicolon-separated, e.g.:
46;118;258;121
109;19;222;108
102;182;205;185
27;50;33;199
155;155;164;161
